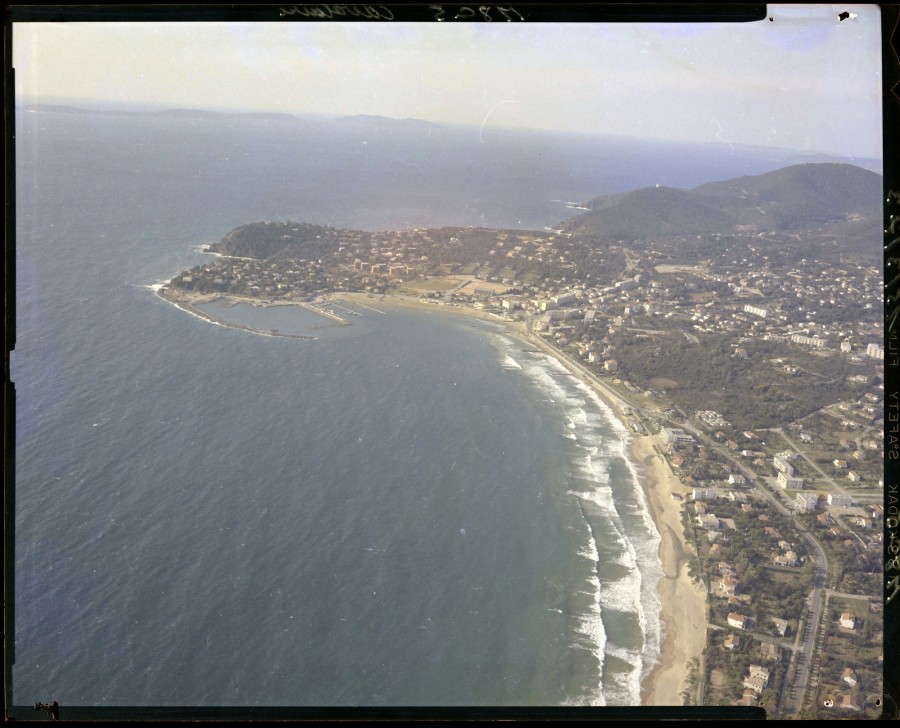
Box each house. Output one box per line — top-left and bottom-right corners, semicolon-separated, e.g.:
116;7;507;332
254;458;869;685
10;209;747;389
742;665;770;694
774;551;799;567
833;459;849;469
827;493;852;507
842;667;858;686
727;612;749;630
764;527;783;539
697;513;720;529
847;471;862;483
840;613;856;630
724;633;741;650
771;618;789;637
720;575;739;597
743;675;767;693
692;486;720;501
749;664;770;682
728;473;746;486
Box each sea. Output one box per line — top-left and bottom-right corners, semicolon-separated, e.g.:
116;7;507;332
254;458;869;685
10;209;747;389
12;106;867;708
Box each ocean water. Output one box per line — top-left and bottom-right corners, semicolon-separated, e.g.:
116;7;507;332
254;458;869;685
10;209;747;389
12;107;836;707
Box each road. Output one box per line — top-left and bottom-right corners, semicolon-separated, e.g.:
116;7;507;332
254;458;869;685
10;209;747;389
523;323;833;717
678;422;830;719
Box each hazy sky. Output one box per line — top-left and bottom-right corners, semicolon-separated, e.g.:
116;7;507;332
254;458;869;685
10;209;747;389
13;4;883;157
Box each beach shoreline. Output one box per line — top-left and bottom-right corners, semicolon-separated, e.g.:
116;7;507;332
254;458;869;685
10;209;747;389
156;284;709;705
345;291;709;706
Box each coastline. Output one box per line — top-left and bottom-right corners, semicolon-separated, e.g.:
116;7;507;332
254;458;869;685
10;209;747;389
155;284;709;705
342;291;709;706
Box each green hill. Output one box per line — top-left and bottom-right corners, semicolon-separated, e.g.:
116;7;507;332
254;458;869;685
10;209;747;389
561;162;882;238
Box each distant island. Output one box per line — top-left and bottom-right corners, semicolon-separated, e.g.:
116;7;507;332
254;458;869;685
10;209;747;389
157;161;884;714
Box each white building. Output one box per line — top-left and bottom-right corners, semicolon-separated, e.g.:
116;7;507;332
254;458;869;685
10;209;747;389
827;493;853;507
773;455;794;475
777;472;804;490
774;550;799;567
743;304;768;318
795;492;819;512
792;334;827;348
661;427;694;446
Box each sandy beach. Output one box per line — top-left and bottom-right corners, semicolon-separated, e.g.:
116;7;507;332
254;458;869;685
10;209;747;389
628;433;708;706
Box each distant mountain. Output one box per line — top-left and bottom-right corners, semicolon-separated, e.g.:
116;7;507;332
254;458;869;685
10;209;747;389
19;103;302;122
153;108;234;119
560;163;882;238
334;114;443;130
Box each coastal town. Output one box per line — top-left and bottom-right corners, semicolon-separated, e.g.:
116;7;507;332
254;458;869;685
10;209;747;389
163;208;884;718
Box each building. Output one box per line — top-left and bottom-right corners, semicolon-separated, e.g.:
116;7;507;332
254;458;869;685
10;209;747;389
743;665;770;693
773;455;794;475
727;613;749;630
842;667;858;686
777;472;804;490
795;492;819;512
552;292;578;307
792;334;827;348
771;618;789;637
692;486;720;501
827;493;853;507
661;427;694;446
719;574;739;597
728;473;746;486
724;633;741;650
840;613;856;630
866;342;884;359
743;304;768;318
774;551;799;567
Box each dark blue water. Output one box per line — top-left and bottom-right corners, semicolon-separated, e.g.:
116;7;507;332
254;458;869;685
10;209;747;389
13;107;831;707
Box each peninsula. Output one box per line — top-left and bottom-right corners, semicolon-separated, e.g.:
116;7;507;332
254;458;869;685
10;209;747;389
157;163;884;716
